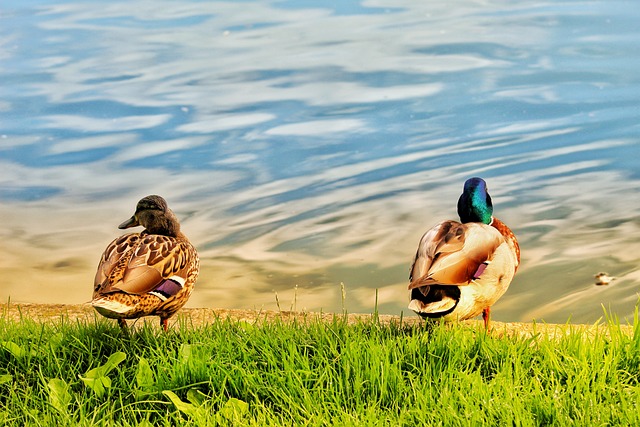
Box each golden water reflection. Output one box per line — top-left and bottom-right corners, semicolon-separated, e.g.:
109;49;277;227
2;0;640;324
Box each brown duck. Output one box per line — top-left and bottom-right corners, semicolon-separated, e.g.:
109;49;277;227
408;177;520;329
92;195;199;331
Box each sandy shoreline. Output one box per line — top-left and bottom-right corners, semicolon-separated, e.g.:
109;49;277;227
1;302;634;339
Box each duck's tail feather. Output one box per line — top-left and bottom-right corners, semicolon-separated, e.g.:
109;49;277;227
91;298;134;318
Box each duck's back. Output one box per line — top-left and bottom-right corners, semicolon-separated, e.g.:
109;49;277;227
408;221;517;321
92;231;199;320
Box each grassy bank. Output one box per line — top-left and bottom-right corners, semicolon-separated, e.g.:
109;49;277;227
1;305;639;426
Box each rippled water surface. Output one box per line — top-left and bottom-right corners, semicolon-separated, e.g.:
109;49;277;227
2;0;639;323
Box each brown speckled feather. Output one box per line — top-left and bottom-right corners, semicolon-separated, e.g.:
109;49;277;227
91;195;199;330
94;232;197;296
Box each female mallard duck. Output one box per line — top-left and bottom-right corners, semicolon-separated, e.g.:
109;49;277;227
408;177;520;329
92;195;199;331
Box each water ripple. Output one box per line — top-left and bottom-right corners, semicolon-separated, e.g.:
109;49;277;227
1;0;639;323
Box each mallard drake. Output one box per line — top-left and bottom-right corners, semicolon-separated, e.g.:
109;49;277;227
408;177;520;329
92;195;199;331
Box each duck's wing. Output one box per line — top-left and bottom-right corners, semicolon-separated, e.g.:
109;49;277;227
409;221;503;290
94;234;195;297
94;233;140;295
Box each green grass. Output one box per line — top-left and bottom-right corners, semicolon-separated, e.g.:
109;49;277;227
1;309;639;426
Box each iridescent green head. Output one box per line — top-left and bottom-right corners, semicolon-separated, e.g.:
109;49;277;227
457;177;493;224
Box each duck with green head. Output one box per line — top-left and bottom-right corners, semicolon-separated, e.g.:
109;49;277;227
408;177;520;329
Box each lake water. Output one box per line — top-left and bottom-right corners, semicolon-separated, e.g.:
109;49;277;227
2;0;639;324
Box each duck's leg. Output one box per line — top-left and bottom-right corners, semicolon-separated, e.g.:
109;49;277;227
160;317;168;332
482;307;491;331
118;318;128;331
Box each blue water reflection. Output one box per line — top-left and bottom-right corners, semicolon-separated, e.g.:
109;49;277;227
1;0;639;323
